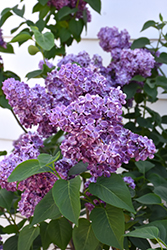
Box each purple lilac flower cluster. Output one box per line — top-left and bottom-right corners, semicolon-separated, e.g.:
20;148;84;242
97;26;155;87
47;0;91;22
108;48;155;86
18;172;57;217
123;176;136;189
2;78;57;137
97;26;131;59
56;49;155;89
0;29;6;49
0;132;69;217
49;87;155;180
45;63;111;107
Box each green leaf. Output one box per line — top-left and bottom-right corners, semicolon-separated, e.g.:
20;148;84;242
40;222;51;250
39;5;50;19
8;158;53;183
31;26;54;51
52;176;81;225
0;11;13;27
90;205;125;249
18;225;40;250
3;235;18;250
85;0;101;13
131;75;145;82
125;226;159;239
141;20;156;31
3;220;26;234
1;8;12;16
135;160;155;174
144;83;157;101
0;189;14;210
73;218;99;250
68;161;88;176
59;27;71;43
131;37;150;49
26;69;42;80
154;185;167;202
3;70;20;81
10;31;32;43
69;19;83;40
28;45;39;55
149;220;167;245
89;174;135;212
156;52;167;64
31;189;61;226
129;237;151;250
156;76;167;90
38;0;48;6
58;6;77;20
0;150;7;156
47;217;72;250
35;19;45;32
123;82;139;99
0;95;11;110
135;193;161;205
12;5;25;17
159;13;163;22
11;22;26;34
162;115;167;124
0;43;14;53
37;152;60;168
8;159;39;182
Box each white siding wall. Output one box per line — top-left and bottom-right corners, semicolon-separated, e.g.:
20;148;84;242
0;0;167;152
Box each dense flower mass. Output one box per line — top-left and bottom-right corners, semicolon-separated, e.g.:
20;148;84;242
0;25;157;218
2;78;57;136
107;48;155;86
49;89;155;179
18;172;57;217
97;26;131;59
47;0;91;22
0;29;6;49
45;63;111;106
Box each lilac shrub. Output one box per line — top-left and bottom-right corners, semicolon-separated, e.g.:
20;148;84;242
0;25;156;223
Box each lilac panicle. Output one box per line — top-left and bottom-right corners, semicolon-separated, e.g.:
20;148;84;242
49;86;155;179
107;48;155;87
97;26;131;59
2;78;57;136
18;172;57;218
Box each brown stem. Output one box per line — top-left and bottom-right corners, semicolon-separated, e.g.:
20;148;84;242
69;239;75;250
11;109;27;133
